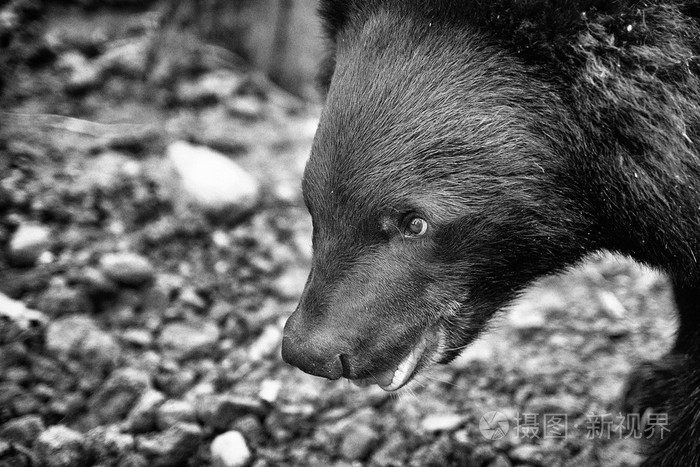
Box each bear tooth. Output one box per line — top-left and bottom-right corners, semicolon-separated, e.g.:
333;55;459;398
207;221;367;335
379;336;427;392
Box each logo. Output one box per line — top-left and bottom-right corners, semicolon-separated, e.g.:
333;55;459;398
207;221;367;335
480;411;510;440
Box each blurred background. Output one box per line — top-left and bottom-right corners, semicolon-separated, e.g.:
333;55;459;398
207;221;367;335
0;1;679;466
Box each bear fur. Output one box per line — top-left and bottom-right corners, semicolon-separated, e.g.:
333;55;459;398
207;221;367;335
281;2;700;465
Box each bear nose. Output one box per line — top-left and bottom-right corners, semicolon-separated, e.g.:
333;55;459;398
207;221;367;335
281;309;348;380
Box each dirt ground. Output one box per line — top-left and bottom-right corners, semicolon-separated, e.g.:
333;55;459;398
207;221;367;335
0;3;679;466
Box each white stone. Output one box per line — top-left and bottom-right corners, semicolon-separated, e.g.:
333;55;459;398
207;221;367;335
597;290;626;318
166;141;260;221
8;223;52;266
421;413;464;432
259;379;282;403
0;293;47;343
210;431;251;467
248;325;282;361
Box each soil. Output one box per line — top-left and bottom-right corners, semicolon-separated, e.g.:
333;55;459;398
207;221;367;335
0;2;677;466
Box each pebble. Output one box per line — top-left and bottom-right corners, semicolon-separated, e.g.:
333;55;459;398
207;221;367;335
157;320;220;358
100;252;155;286
35;425;89;467
509;288;565;332
0;293;47;344
74;267;119;296
525;394;585;416
370;434;409;467
210;431;252;467
273;267;308;299
137;422;203;467
7;223;52;267
453;337;495;367
90;368;151;425
178;288;206;310
121;328;154;348
598;290;626;318
96;39;149;78
86;425;135;465
166;141;261;223
509;444;544;465
156;399;197;430
196;395;267;431
45;315;120;368
226;96;264;120
248;325;283;361
37;284;93;316
340;423;380;461
0;414;45;447
259;379;282;404
176;70;243;104
488;454;513;467
508;302;546;332
421;413;464;433
125;389;166;433
209;301;237;322
58;51;101;92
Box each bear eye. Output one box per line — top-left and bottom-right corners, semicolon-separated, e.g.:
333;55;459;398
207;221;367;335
404;216;429;237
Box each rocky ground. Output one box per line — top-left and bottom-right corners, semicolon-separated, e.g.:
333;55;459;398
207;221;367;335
0;2;679;467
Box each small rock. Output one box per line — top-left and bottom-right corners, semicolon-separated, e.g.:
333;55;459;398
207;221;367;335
124;390;166;433
137;422;203;467
35;425;89;467
605;321;631;339
598;290;626;319
0;414;45;447
248;325;282;361
0;293;47;344
196;395;267;431
158;320;220;358
100;252;155;286
178;288;206;310
453;337;494;367
121;329;154;348
525;394;585;417
509;288;565;332
38;284;93;316
273;268;307;299
598;437;645;467
166;141;261;223
259;380;281;404
86;425;135;466
230;415;266;446
45;315;120;368
509;444;543;465
210;301;237;322
488;454;513;467
370;434;410;467
156;399;197;430
90;368;151;425
117;452;149;467
508;302;546;332
210;431;251;467
56;51;102;93
74;267;119;296
421;413;464;433
176;70;243;104
226;96;264;119
340;423;380;461
96;39;149;78
7;223;52;267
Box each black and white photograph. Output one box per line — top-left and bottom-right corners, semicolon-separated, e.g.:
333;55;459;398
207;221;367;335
1;1;699;466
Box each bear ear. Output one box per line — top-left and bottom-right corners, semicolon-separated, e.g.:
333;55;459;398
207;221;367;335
316;0;354;96
318;0;352;41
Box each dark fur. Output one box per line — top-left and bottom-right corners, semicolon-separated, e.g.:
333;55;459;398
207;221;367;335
282;1;700;465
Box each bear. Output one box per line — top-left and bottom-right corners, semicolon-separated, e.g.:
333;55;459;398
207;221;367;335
280;1;700;465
